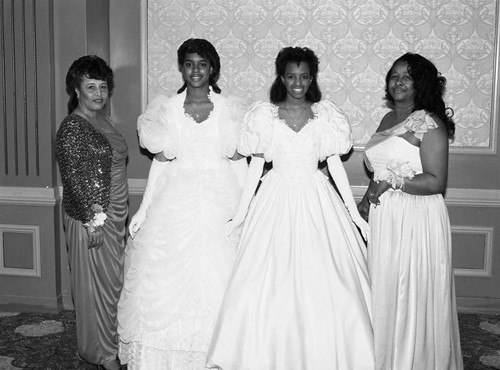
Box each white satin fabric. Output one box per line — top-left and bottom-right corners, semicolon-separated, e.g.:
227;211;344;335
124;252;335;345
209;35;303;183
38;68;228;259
207;101;374;370
365;112;463;370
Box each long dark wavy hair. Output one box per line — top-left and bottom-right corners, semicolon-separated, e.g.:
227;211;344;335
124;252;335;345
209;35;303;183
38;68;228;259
270;46;322;104
65;55;114;115
176;38;221;94
385;52;455;138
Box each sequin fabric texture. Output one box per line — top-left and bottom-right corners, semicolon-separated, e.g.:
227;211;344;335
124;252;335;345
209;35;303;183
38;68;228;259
56;114;112;223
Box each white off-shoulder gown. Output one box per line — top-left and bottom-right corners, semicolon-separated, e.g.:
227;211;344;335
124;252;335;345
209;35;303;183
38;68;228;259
117;91;244;369
207;101;374;370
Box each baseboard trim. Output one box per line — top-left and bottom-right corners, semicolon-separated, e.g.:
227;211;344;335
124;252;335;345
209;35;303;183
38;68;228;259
0;294;62;313
457;297;500;314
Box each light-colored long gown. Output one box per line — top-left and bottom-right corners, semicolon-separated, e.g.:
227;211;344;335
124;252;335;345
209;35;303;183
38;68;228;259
207;101;374;370
117;91;243;369
364;110;463;370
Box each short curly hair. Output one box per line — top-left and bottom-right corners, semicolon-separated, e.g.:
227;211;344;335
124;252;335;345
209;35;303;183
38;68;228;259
270;46;322;103
176;38;221;94
385;53;455;138
65;55;114;114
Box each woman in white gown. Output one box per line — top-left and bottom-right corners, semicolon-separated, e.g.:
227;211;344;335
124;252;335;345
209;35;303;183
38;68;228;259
117;38;247;369
358;53;463;369
207;47;374;369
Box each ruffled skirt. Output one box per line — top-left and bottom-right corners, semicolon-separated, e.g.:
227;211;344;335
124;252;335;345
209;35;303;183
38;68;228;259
118;163;240;369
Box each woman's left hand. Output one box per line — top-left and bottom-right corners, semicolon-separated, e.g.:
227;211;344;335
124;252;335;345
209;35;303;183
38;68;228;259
367;181;391;207
86;227;104;249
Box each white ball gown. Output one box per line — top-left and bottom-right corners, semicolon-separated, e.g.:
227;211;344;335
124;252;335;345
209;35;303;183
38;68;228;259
364;110;463;370
117;91;244;369
206;101;375;370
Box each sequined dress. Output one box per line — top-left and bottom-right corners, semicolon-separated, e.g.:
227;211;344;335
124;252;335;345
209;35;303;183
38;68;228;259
364;110;463;370
117;91;243;369
206;101;374;370
56;114;129;365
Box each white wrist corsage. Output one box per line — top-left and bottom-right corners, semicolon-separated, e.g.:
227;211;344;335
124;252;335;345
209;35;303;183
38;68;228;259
374;159;416;190
83;204;107;232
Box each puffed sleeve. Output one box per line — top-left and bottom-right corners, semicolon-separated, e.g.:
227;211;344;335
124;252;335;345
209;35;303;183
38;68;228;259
403;110;438;140
217;94;248;157
137;95;178;159
238;101;275;161
318;100;353;161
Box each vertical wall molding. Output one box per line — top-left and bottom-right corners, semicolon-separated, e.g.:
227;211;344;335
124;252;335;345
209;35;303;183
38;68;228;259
0;0;47;186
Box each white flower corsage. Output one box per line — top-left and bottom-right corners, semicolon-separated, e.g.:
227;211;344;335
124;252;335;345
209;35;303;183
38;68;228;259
83;204;107;232
374;159;416;190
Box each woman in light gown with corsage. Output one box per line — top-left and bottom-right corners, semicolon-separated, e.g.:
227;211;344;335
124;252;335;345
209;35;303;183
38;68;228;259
117;38;247;369
358;52;463;370
207;46;374;370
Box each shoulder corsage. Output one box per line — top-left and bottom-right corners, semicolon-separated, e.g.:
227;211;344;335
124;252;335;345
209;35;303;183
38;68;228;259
374;159;416;190
83;204;107;232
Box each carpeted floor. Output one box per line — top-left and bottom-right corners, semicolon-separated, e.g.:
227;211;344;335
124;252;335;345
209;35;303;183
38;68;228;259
0;310;499;369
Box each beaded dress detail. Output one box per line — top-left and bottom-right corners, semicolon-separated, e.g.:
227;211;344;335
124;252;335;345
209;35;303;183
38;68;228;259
56;114;128;365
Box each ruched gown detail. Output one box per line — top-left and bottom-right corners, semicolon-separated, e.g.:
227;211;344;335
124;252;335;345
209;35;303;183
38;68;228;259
63;124;128;365
207;101;374;370
364;110;463;370
117;91;243;369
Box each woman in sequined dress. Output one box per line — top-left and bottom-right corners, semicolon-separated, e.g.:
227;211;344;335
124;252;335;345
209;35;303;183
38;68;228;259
56;55;128;370
358;53;463;369
117;39;247;369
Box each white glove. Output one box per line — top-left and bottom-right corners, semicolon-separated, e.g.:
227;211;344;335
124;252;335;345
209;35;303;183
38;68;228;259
225;156;265;237
129;157;168;238
229;156;248;188
327;155;370;242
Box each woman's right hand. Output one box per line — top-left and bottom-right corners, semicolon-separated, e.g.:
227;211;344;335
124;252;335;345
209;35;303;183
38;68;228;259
129;209;147;238
87;227;104;249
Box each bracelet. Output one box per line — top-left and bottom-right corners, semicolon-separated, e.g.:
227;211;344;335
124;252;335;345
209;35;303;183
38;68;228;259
374;160;415;191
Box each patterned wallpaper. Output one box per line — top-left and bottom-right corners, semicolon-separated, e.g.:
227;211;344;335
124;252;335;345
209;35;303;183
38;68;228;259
147;0;498;147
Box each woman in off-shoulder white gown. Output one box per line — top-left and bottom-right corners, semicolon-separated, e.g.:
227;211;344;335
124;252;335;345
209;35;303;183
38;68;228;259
207;46;374;370
117;39;246;369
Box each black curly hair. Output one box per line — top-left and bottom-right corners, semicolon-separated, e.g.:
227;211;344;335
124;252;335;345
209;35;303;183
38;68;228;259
65;55;114;115
385;52;455;138
270;46;321;103
176;38;221;94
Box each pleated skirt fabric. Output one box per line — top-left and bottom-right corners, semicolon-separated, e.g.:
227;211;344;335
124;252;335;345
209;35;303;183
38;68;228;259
207;170;374;370
368;190;463;370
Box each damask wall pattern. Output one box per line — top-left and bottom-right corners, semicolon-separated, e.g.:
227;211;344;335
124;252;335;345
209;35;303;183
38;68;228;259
147;0;498;147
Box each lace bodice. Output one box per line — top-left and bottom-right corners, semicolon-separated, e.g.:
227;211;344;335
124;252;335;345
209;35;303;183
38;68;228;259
137;90;245;170
239;101;353;180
